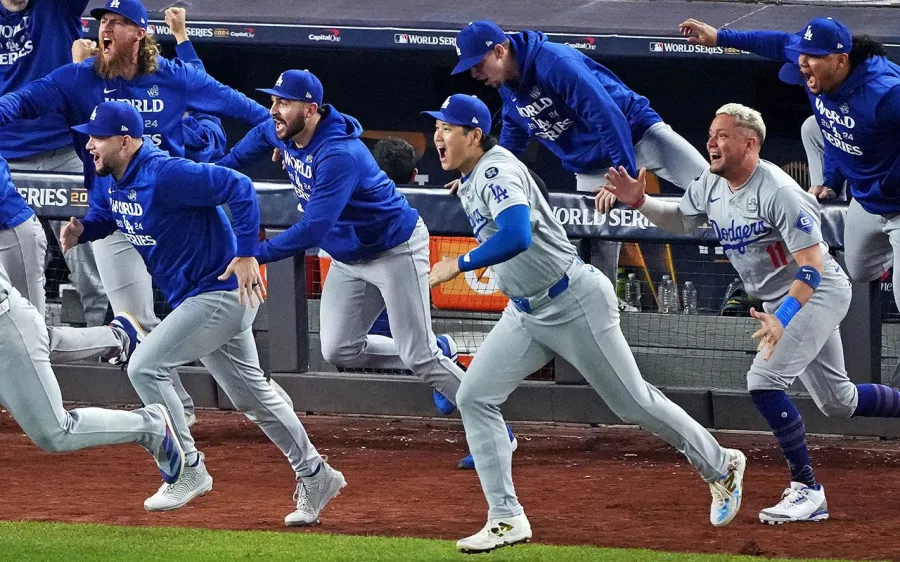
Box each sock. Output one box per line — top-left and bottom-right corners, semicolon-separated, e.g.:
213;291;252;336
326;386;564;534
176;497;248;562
300;461;322;478
750;389;816;487
853;384;900;417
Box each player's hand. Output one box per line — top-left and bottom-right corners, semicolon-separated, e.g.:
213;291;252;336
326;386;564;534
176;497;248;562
60;217;83;254
445;178;461;195
429;256;461;287
808;185;836;200
218;256;267;307
591;187;618;213
164;8;188;44
750;307;784;361
603;166;647;207
272;147;286;170
71;39;97;63
679;19;718;46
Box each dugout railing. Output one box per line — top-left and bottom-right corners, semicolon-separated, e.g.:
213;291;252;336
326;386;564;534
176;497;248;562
20;172;897;438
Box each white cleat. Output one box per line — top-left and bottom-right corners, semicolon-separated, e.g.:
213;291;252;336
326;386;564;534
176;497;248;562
709;448;746;527
759;482;829;524
144;452;213;511
457;513;532;554
284;461;346;526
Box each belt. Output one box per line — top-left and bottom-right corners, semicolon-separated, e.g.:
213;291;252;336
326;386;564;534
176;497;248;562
510;258;581;314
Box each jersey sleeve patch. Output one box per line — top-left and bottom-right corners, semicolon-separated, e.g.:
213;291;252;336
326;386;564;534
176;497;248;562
794;210;814;234
485;166;499;179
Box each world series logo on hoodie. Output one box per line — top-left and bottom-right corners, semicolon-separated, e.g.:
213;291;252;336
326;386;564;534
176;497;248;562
0;15;33;65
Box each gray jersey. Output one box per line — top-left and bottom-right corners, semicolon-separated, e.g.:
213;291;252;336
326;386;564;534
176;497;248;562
680;160;845;301
458;146;577;297
0;260;10;302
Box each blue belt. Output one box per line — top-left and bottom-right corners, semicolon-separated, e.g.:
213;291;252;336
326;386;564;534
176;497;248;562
510;272;570;314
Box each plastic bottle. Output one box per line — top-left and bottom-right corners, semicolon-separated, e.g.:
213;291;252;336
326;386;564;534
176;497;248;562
669;277;680;313
683;281;698;315
625;273;642;311
659;275;672;314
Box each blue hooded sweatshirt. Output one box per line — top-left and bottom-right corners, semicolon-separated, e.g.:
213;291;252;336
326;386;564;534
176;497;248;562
499;30;662;175
173;41;227;163
0;55;268;190
0;153;32;229
79;142;260;308
0;0;88;159
218;105;418;264
718;30;900;214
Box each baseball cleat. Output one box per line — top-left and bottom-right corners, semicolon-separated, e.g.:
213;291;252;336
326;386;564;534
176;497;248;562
144;452;213;511
709;448;746;527
433;389;456;416
285;461;346;526
459;425;518;470
759;482;829;524
144;404;185;485
107;312;146;365
436;334;459;363
457;513;532;554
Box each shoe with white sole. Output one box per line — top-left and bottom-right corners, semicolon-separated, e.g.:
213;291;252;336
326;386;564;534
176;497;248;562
284;460;346;526
759;482;829;524
457;513;532;553
144;452;213;511
709;448;746;527
143;404;184;485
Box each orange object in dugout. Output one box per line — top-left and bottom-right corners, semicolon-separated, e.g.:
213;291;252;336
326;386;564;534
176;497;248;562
428;236;507;312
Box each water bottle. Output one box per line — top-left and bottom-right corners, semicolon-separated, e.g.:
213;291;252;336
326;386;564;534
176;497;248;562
625;273;642;311
669;278;680;313
659;275;672;313
683;281;698;315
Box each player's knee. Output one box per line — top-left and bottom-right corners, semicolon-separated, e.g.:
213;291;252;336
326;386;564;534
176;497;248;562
320;340;360;367
27;424;67;453
819;399;855;419
455;382;485;412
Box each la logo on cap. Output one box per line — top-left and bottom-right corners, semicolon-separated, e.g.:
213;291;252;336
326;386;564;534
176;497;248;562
441;97;451;109
276;73;285;87
90;107;98;120
110;0;120;8
804;25;813;41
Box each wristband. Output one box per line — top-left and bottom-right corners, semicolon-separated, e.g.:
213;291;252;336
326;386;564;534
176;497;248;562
773;296;801;328
795;265;821;290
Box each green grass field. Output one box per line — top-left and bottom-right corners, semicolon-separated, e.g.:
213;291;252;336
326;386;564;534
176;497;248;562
0;521;873;562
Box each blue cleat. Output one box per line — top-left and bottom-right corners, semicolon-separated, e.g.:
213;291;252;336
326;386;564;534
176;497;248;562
459;424;518;469
435;334;459;362
145;404;185;485
107;312;146;365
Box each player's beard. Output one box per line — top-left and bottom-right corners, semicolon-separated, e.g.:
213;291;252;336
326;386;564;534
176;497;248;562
93;44;137;80
275;116;306;140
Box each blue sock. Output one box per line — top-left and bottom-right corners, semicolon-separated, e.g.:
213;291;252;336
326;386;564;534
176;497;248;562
854;384;900;417
750;390;816;487
300;461;322;478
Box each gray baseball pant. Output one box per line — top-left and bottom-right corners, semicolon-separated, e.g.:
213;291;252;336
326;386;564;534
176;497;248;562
456;261;729;519
747;274;858;417
575;122;707;281
125;289;320;474
843;198;900;316
0;215;47;316
8;147;109;326
801;115;848;199
318;218;464;402
0;288;163;453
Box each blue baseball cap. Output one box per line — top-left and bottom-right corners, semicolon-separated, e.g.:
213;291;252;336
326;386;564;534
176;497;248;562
451;20;507;75
777;63;806;86
421;94;491;133
91;0;148;30
72;101;144;137
257;70;324;104
786;17;851;57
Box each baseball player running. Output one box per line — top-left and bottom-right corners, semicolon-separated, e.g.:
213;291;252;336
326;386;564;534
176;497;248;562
217;71;469;428
425;94;746;553
0;259;185;498
606;103;900;524
679;17;900;330
451;20;707;285
62;102;343;525
0;0;269;426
